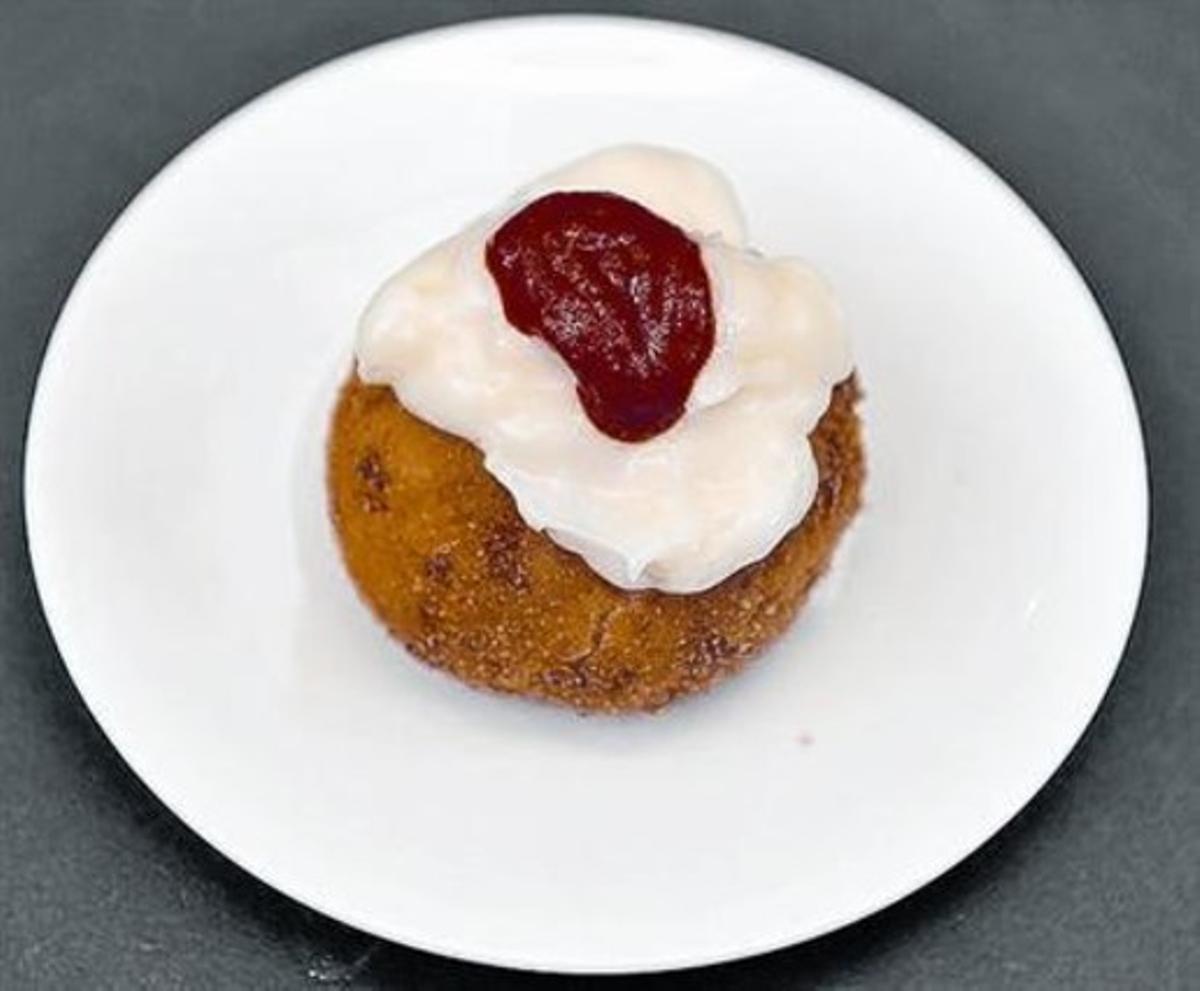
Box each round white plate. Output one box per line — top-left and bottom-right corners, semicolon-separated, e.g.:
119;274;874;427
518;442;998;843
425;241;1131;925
25;16;1147;974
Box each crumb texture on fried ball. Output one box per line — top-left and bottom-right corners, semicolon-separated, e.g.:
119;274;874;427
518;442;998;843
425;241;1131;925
327;375;864;713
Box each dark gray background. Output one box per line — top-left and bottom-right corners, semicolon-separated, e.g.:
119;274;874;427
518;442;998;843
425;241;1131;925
1;1;1196;987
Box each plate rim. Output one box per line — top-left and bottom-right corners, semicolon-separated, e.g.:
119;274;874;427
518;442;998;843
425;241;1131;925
22;13;1151;974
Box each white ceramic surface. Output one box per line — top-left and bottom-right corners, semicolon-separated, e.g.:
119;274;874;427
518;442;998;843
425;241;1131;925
24;17;1147;974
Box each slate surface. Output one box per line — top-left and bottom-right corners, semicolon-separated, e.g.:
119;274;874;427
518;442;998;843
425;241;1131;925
1;2;1196;987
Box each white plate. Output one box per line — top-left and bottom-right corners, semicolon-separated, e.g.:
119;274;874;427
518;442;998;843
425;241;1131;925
24;16;1147;974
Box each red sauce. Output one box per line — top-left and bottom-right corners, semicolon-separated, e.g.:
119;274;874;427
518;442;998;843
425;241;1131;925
485;191;715;442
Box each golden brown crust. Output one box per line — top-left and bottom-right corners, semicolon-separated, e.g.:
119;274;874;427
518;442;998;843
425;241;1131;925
327;375;865;712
